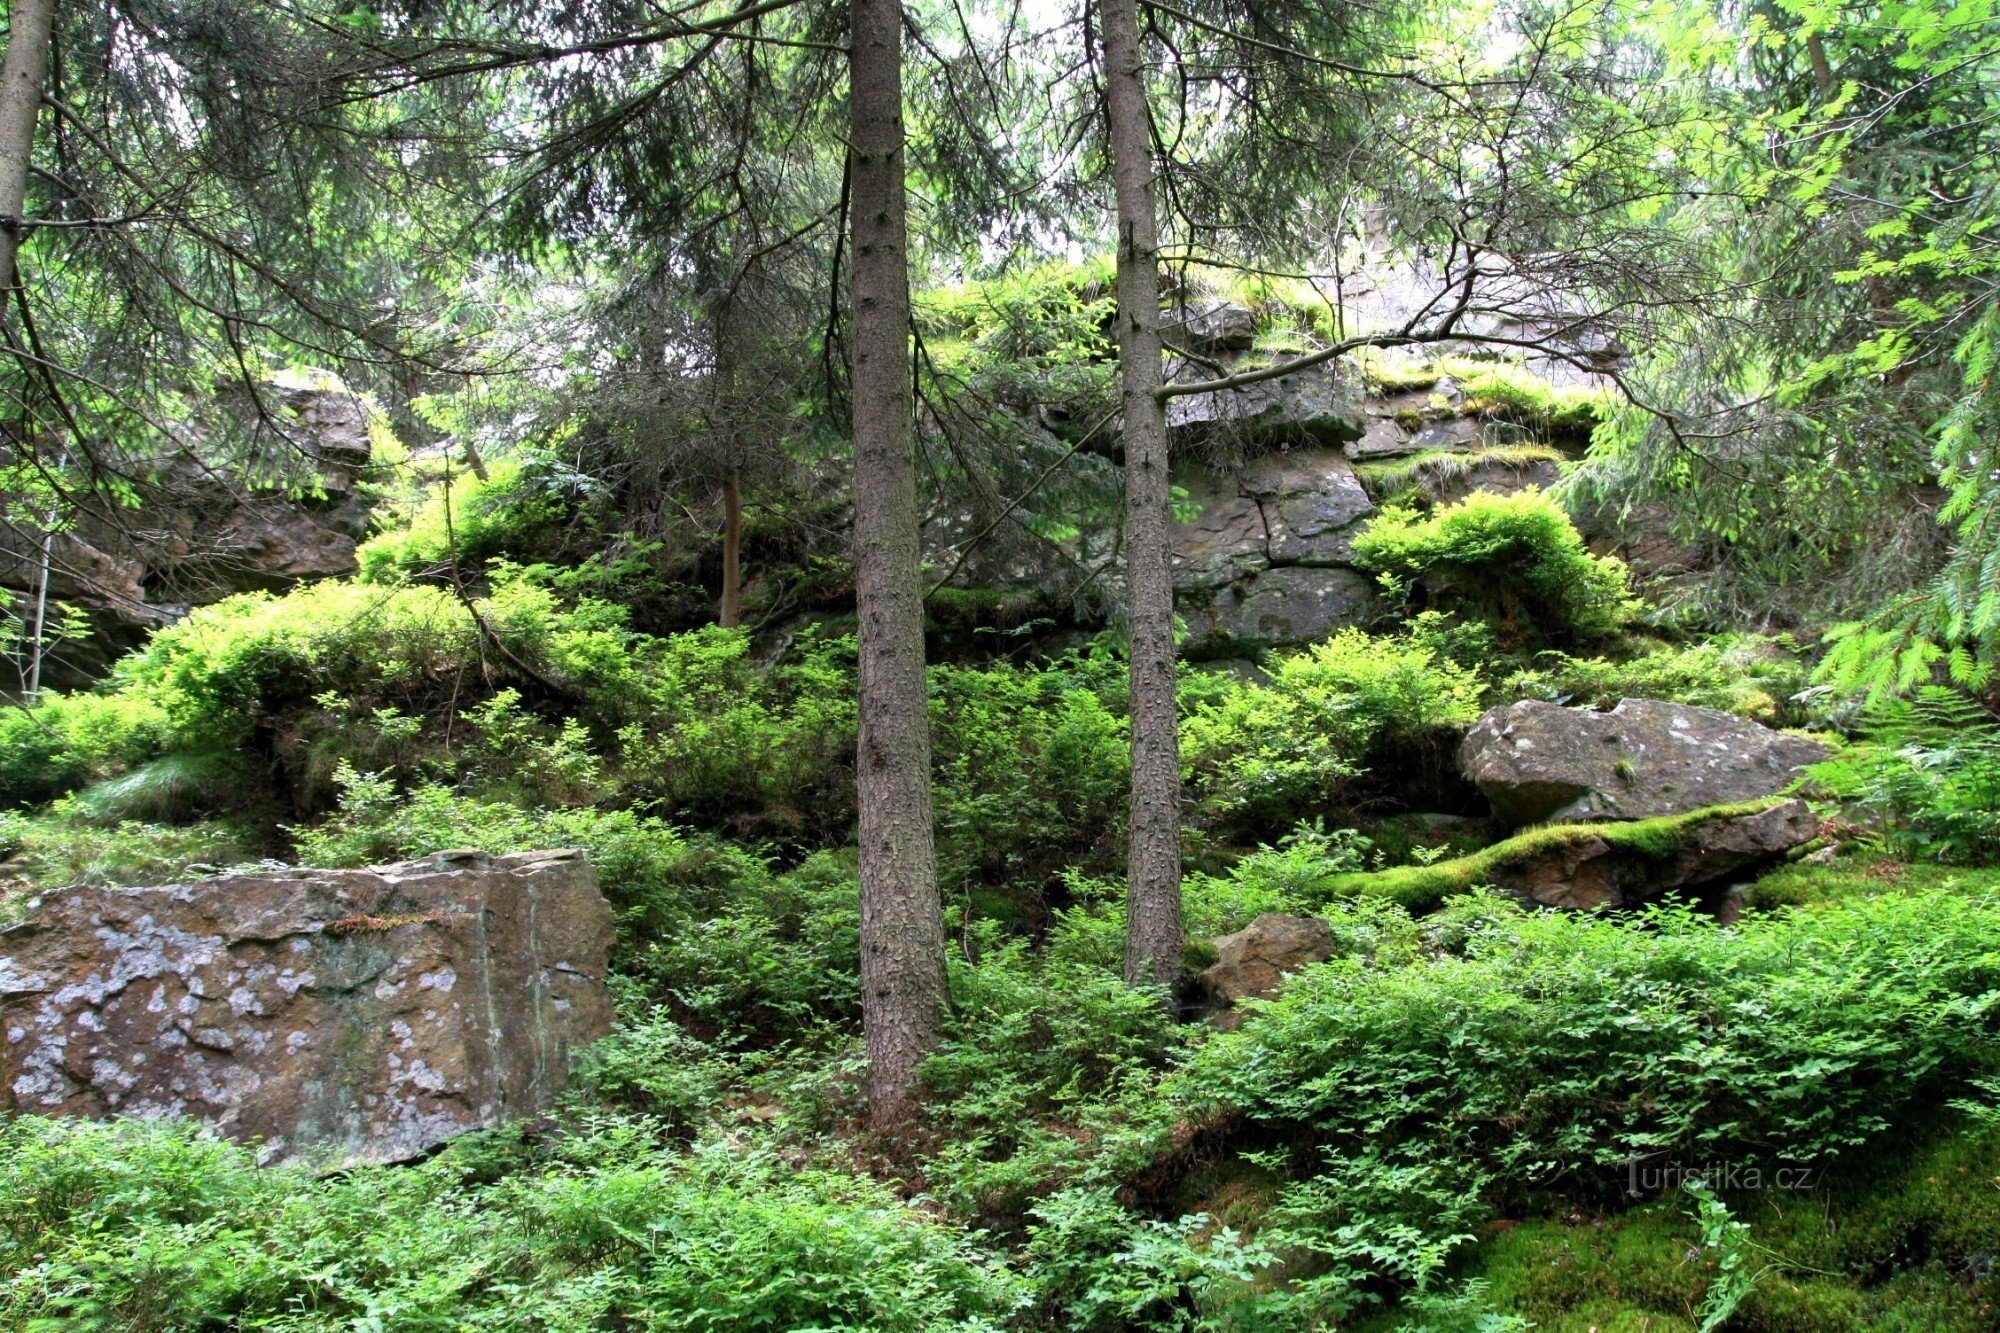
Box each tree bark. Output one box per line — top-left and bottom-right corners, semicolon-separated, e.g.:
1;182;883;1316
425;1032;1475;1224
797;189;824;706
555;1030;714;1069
0;0;53;288
0;0;57;701
1099;0;1184;991
848;0;946;1123
714;305;744;628
719;470;742;627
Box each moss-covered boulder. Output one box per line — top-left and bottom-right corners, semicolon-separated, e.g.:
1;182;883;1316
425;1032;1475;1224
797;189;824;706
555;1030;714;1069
1330;799;1818;913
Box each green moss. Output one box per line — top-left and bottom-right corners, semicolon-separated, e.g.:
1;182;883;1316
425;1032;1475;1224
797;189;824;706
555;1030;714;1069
1353;443;1566;506
1320;800;1787;913
1354;349;1444;393
1442;358;1612;438
1454;1123;2000;1332
1742;856;2000;913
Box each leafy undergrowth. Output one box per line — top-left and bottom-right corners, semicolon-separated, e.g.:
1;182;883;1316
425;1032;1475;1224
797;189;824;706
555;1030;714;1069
8;875;2000;1328
0;1117;1024;1332
1423;1122;2000;1333
3;487;1998;1328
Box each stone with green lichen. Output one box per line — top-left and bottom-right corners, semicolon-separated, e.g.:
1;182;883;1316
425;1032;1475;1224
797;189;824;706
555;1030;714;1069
1323;799;1816;913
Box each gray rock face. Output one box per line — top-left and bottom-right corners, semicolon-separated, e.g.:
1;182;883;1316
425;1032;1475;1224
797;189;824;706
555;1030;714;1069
1182;566;1377;650
1169;450;1375;589
1167;447;1381;649
1486;800;1818;911
1;849;614;1168
1201;912;1334;1027
1166;360;1367;449
1169;469;1272;588
1244;449;1375;565
1348;418;1417;459
1461;698;1829;828
1410;417;1483;453
1170;300;1259;353
1422;455;1562;506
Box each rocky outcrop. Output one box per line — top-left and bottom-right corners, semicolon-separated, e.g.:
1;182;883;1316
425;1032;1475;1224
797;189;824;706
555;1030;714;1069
1201;912;1334;1028
1;849;613;1169
1166;359;1368;450
1169;300;1259;353
1461;698;1829;828
1181;566;1377;650
0;384;377;690
1482;799;1818;911
920;337;1624;656
1170;446;1382;650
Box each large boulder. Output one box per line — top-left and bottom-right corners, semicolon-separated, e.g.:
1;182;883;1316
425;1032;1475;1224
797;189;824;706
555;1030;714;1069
1169;300;1259;353
1461;698;1828;828
1483;799;1818;911
1;849;613;1168
1201;913;1333;1027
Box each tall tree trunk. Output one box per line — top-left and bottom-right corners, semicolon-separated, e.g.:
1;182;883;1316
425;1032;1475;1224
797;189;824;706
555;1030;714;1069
849;0;946;1123
719;470;742;628
714;305;744;628
1099;0;1183;991
0;0;57;702
0;0;53;289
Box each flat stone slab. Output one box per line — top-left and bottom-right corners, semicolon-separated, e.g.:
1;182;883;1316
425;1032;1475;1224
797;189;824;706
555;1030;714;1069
1;848;614;1168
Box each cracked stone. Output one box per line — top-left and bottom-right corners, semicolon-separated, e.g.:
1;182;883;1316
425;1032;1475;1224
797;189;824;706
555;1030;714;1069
0;849;613;1168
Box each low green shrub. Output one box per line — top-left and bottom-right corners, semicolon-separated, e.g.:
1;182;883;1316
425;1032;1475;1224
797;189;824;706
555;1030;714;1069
1503;634;1815;724
355;453;572;584
111;580;484;753
1186;885;2000;1201
926;923;1177;1209
612;624;859;828
930;651;1129;893
1352;490;1636;645
0;689;166;807
1182;627;1486;825
0;801;263;897
1182;819;1375;937
0;1116;1023;1331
